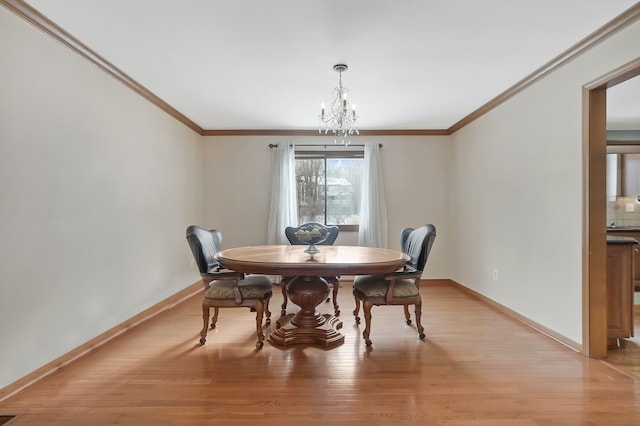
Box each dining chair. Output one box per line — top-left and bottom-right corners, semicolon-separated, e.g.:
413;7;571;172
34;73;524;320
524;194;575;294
281;221;340;316
186;225;273;349
352;224;436;346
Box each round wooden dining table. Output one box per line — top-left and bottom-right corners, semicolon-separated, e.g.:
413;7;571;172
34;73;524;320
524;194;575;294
216;245;409;349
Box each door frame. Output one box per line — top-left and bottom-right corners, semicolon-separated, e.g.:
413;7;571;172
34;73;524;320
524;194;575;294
583;57;640;358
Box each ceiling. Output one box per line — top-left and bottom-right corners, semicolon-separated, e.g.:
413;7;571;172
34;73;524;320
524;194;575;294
18;0;640;132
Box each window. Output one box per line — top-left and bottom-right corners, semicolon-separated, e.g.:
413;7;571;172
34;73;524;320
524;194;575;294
295;150;363;231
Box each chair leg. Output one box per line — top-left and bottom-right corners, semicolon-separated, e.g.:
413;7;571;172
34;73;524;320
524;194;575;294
211;307;219;329
362;300;374;346
199;302;210;345
328;278;340;316
414;298;425;340
264;294;272;325
280;278;289;316
254;300;266;349
403;304;412;325
353;295;361;324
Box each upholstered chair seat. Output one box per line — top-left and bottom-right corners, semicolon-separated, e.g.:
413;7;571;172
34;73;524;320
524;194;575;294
204;276;273;300
353;276;420;298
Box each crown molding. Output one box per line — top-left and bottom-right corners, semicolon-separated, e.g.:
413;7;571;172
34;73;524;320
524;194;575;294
448;2;640;134
0;0;204;135
201;129;450;136
3;0;639;138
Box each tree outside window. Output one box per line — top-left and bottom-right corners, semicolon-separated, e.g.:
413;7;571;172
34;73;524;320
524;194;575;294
295;151;363;230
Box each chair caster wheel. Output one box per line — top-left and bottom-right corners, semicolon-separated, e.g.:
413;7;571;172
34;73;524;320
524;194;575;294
280;310;286;316
365;339;372;347
419;333;425;340
326;297;330;303
210;324;216;330
355;316;361;324
406;319;412;325
265;318;271;325
199;338;206;345
334;310;340;317
256;341;264;349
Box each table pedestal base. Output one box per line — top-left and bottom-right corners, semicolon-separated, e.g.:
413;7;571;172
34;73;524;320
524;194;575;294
271;313;343;349
268;275;344;349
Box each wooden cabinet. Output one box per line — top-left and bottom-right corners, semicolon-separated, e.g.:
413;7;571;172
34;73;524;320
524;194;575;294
621;153;640;196
606;230;640;290
608;153;640;196
606;240;636;347
607;154;621;198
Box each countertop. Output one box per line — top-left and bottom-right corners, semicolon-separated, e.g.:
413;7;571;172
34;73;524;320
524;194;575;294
607;235;639;245
607;227;640;232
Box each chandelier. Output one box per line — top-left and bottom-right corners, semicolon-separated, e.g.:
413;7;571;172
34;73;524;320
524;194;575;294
318;64;359;143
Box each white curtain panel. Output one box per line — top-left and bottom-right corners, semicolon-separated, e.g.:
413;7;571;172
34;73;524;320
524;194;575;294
266;143;298;245
358;142;388;248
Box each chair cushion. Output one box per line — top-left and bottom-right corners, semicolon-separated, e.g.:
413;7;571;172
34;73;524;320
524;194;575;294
205;275;272;300
353;275;419;298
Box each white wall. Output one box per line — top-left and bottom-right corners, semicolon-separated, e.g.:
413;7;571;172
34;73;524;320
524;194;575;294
0;8;204;388
202;135;452;279
450;20;640;344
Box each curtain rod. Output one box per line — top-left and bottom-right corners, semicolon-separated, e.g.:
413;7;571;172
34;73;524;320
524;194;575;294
268;143;382;148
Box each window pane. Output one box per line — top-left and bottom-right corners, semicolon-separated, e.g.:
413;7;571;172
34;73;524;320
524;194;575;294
295;154;363;227
326;158;362;225
295;159;325;223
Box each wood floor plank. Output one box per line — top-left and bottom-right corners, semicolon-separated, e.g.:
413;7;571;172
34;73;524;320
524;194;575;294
1;283;639;425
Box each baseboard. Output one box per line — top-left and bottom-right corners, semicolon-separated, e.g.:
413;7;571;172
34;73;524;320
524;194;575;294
446;279;583;354
420;278;453;287
0;281;203;402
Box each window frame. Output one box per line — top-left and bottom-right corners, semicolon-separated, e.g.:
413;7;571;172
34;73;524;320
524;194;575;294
294;149;364;232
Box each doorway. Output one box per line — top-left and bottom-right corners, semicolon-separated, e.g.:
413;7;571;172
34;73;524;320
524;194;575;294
584;57;640;358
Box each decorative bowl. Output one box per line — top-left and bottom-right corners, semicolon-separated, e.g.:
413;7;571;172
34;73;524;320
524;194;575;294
293;225;329;257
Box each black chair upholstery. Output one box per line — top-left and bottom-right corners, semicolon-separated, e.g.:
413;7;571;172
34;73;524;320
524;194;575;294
353;224;436;346
186;225;272;349
281;222;341;316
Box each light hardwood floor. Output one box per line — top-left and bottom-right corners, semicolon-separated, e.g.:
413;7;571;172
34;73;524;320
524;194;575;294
1;282;639;425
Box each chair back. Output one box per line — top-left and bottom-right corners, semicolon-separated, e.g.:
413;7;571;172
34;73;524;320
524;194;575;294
400;224;436;272
285;222;339;246
186;225;223;274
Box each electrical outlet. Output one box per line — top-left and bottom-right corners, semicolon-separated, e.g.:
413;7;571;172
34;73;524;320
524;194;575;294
492;269;498;280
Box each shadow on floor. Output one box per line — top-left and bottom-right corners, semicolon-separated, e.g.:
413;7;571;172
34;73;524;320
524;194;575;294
0;415;16;425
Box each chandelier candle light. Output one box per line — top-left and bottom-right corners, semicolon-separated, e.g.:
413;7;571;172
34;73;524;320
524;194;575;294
319;64;359;144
